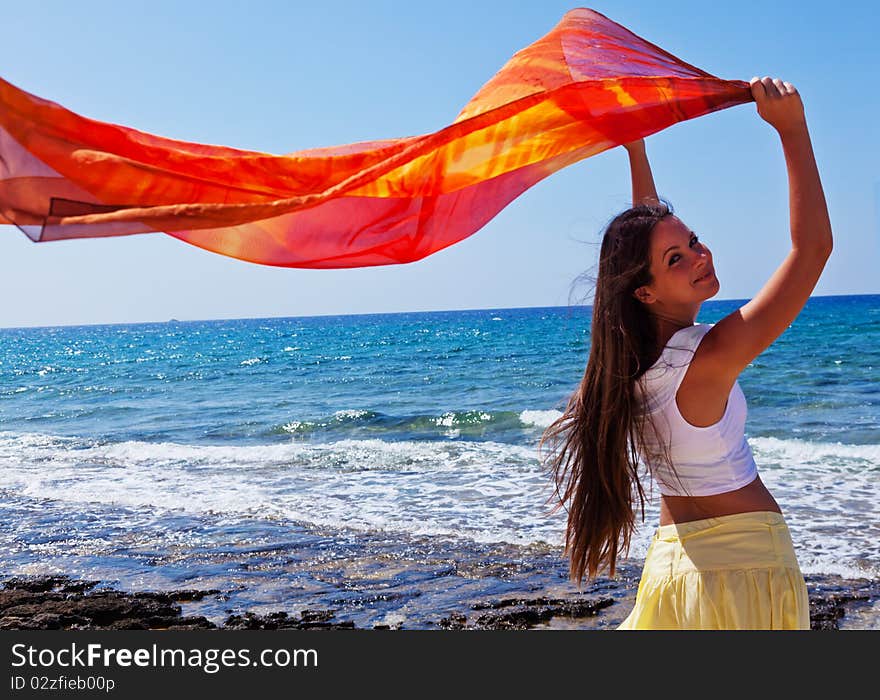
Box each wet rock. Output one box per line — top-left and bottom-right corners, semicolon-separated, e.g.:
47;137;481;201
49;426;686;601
438;612;468;630
470;595;614;630
2;576;99;594
223;609;356;630
4;571;877;631
1;575;359;630
439;595;614;630
300;609;335;624
165;589;222;602
806;574;880;630
809;594;866;630
372;622;404;630
0;575;216;630
222;612;291;630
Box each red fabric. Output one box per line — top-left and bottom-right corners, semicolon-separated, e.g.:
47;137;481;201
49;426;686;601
0;8;751;268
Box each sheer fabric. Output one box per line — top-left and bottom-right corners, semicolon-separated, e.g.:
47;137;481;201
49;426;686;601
0;8;751;268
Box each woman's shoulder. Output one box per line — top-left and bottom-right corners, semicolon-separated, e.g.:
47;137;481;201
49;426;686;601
654;322;715;366
636;323;715;411
672;322;714;344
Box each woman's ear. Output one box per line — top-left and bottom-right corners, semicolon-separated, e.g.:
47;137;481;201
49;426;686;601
633;286;654;305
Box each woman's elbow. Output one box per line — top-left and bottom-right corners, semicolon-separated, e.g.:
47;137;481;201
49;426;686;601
814;226;833;258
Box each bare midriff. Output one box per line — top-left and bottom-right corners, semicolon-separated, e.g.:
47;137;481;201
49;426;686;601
658;474;782;526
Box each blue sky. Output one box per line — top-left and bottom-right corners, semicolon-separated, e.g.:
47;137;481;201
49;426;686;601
1;0;877;328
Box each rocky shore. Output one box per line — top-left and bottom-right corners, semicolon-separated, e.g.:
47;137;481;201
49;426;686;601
1;573;876;631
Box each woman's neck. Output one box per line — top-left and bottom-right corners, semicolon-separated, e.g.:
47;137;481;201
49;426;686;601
653;314;696;349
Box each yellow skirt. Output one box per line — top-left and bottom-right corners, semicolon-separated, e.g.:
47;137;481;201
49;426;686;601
617;511;810;630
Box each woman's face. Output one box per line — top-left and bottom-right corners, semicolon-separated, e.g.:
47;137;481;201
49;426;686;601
634;215;719;309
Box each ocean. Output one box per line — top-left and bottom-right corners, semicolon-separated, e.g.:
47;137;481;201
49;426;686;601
0;294;877;629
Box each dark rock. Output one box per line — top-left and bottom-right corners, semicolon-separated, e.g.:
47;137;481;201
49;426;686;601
165;589;222;602
438;612;468;630
473;607;550;630
0;613;64;631
2;575;99;594
445;595;615;630
299;620;356;629
438;594;616;630
222;609;356;630
805;574;879;630
300;609;335;623
223;612;273;630
471;598;614;630
0;575;216;630
372;621;404;630
166;618;220;630
4;570;876;631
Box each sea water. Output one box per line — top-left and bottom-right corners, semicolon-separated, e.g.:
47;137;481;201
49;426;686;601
0;294;877;626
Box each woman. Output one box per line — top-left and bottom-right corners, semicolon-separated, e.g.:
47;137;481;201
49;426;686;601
539;77;833;630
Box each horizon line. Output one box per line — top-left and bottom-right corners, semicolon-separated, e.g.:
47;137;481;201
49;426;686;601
1;292;877;332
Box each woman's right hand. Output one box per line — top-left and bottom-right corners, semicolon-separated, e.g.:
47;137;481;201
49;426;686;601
750;77;807;135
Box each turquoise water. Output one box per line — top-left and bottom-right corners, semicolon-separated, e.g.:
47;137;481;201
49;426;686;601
0;294;877;625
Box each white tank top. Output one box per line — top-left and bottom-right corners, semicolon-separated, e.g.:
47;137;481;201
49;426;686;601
634;322;758;497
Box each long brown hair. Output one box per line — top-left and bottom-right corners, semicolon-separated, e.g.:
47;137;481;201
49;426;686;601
538;201;675;585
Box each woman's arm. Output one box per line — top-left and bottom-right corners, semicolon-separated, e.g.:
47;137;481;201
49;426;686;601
623;139;659;207
697;77;833;381
751;77;833;253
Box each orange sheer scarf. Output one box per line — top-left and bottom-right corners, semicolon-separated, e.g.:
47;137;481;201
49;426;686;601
0;8;751;268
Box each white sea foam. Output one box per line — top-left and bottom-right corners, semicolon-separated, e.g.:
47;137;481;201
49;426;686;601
747;436;880;578
434;411;492;427
749;436;880;466
0;430;876;578
334;409;372;420
519;409;563;429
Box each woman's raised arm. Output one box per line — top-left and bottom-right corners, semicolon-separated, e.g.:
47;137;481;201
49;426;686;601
623;139;660;207
702;78;834;381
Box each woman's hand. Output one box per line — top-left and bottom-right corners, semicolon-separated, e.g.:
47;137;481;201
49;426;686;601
750;77;806;135
622;138;645;153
